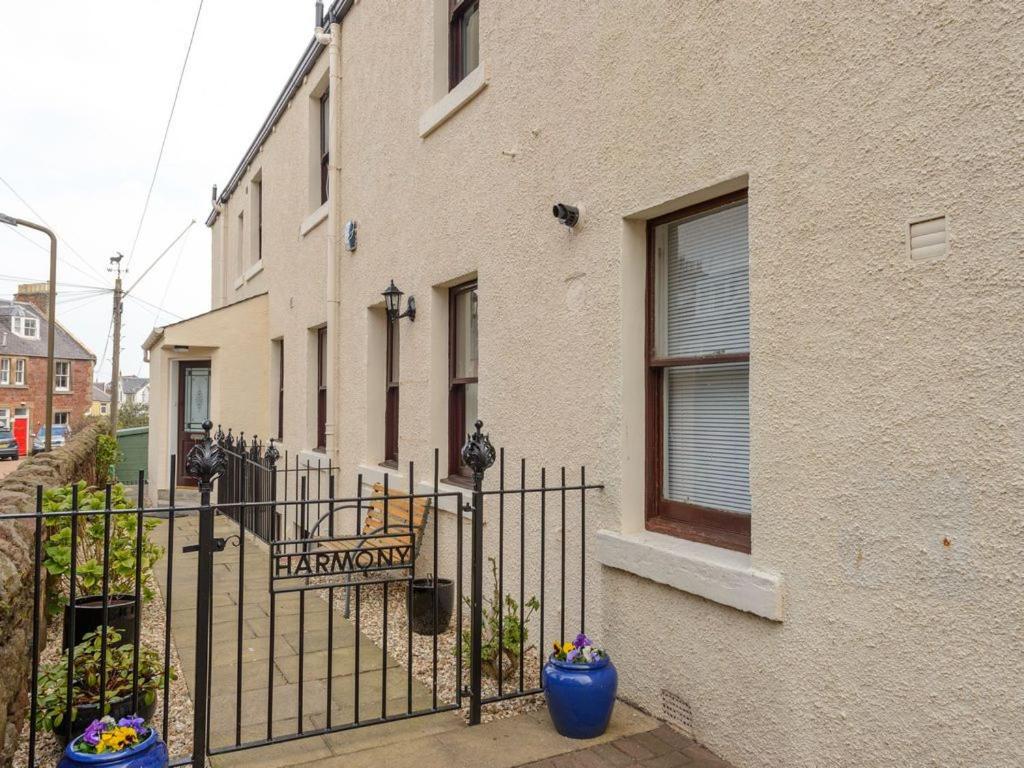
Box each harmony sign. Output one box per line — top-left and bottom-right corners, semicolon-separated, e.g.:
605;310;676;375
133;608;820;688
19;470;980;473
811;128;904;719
271;533;414;588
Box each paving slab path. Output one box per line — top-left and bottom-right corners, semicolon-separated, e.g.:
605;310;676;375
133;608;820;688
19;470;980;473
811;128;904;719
151;512;729;768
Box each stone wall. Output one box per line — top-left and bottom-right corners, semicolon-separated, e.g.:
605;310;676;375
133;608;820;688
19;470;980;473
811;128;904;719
0;420;106;767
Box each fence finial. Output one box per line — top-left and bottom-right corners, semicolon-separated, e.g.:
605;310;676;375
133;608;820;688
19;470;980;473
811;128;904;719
265;438;280;468
185;420;226;490
214;424;225;445
461;419;496;479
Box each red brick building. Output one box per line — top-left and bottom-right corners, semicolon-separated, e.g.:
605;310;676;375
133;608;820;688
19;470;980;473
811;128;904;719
0;284;95;454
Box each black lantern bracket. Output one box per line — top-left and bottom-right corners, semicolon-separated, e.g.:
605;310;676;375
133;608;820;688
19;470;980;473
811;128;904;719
382;280;416;322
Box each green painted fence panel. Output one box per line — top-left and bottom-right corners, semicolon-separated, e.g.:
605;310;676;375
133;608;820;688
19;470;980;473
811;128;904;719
116;426;148;484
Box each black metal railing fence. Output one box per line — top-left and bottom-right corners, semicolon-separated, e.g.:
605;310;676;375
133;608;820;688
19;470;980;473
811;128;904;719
14;418;601;768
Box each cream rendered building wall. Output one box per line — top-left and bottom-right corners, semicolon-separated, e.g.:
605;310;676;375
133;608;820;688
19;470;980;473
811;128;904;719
209;52;333;458
146;294;270;492
198;2;1024;767
311;3;1021;768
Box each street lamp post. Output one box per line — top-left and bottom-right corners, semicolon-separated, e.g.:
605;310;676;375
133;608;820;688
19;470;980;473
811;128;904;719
0;212;57;451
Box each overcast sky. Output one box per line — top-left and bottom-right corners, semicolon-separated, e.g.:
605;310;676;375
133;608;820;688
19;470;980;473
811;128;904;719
0;1;318;382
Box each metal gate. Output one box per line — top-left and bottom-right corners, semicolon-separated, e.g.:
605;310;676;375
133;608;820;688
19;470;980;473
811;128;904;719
16;419;599;768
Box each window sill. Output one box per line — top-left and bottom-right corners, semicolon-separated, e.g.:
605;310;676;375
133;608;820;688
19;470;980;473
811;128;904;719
418;62;489;138
595;529;784;621
300;202;329;237
232;275;245;291
243;260;264;281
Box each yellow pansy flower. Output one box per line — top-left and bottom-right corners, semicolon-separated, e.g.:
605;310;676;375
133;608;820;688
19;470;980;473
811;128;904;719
562;642;574;655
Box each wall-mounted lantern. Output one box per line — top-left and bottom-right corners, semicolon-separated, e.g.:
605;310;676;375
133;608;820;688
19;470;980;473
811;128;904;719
382;280;416;322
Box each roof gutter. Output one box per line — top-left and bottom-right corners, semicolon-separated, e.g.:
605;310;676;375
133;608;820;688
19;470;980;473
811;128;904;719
205;0;355;227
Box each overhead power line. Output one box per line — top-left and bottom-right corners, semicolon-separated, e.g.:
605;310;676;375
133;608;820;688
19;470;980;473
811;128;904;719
125;0;205;269
126;293;184;320
0;173;107;281
125;220;195;296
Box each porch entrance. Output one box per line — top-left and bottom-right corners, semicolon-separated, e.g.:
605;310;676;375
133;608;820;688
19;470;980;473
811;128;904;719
177;360;211;486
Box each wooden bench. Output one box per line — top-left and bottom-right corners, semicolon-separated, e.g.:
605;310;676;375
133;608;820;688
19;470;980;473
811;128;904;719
315;483;432;617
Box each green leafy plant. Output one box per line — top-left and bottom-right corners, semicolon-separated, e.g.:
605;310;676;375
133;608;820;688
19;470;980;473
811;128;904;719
461;557;540;680
42;482;164;616
117;401;149;429
35;627;172;734
94;433;123;486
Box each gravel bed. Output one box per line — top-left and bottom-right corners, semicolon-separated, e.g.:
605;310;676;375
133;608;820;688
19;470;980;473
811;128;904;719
322;581;546;724
12;562;191;767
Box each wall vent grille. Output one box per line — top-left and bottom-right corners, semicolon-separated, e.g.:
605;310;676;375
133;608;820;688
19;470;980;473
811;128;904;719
908;215;948;260
661;688;694;737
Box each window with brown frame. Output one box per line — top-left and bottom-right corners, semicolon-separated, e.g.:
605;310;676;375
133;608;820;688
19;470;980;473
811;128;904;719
383;316;399;467
319;90;330;205
316;328;327;452
449;0;479;90
646;190;751;553
447;280;478;483
275;339;284;440
253;178;263;262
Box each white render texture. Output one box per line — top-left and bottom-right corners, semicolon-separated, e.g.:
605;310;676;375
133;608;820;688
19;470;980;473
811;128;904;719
167;2;1024;767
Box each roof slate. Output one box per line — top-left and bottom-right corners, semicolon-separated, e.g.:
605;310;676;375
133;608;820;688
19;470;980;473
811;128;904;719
0;300;95;361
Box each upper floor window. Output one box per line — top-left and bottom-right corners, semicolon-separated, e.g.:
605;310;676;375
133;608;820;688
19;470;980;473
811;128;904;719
54;360;71;392
0;358;9;385
646;191;750;553
236;211;245;278
12;315;39;339
14;358;25;385
448;280;478;482
253;178;263;263
319;90;330;205
449;0;479;90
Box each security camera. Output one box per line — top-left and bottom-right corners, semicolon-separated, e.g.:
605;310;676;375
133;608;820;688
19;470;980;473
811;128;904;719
552;203;579;228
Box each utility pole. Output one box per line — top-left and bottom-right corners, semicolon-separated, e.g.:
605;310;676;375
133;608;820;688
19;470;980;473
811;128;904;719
109;253;124;431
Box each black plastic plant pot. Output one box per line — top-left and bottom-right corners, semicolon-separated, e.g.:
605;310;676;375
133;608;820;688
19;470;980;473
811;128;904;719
410;577;454;636
57;693;157;746
62;594;138;651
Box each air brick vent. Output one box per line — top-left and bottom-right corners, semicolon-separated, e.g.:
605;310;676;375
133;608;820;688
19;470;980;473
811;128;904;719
661;688;694;737
908;215;948;260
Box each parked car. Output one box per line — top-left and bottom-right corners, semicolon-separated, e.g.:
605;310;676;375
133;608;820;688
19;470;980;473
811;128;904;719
0;429;19;460
32;425;70;454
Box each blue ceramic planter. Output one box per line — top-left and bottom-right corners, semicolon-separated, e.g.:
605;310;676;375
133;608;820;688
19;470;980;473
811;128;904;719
542;654;618;739
58;729;167;768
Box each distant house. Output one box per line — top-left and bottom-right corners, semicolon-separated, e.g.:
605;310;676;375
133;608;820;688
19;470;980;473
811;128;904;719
89;384;110;417
120;375;149;406
104;375;150;407
0;283;95;449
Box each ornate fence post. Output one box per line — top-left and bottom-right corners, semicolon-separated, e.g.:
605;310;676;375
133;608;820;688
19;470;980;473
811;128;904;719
186;421;226;768
266;439;280;540
462;420;495;726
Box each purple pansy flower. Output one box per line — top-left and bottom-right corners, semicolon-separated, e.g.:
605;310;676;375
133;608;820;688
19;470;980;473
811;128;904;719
82;719;105;746
566;648;580;663
573;633;591;649
117;716;145;731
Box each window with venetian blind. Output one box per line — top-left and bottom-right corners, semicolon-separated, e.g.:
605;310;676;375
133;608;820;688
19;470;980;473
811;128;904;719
448;280;478;483
646;191;751;553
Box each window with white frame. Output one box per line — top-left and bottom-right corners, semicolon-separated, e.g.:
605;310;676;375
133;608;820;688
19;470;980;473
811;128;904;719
0;358;9;385
646;190;751;553
54;360;70;392
11;315;39;339
54;411;70;426
14;359;25;385
0;408;8;429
